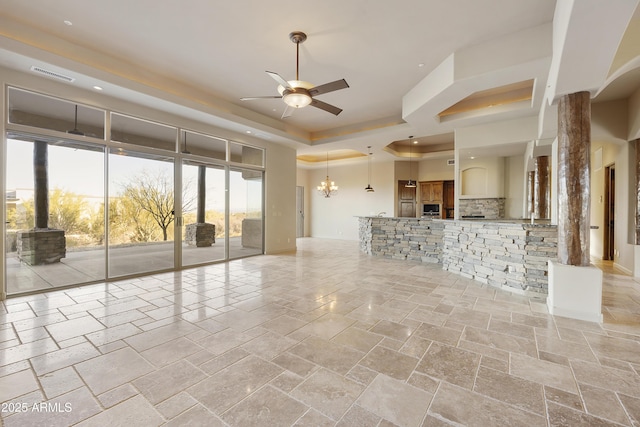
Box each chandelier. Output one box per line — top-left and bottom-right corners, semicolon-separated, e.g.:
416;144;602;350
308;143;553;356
317;152;338;198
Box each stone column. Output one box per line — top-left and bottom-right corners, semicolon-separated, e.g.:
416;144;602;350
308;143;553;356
197;165;206;224
557;91;591;266
534;156;550;219
34;140;49;229
185;165;215;247
527;171;535;218
17;140;66;265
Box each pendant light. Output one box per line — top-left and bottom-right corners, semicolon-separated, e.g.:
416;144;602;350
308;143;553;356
405;136;416;188
317;152;338;198
181;131;191;154
365;146;374;192
66;105;84;136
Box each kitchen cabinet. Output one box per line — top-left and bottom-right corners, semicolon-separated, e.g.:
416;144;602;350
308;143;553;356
420;181;443;202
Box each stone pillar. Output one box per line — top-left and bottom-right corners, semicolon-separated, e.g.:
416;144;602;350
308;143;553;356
534;156;550;219
527;171;535;218
557;92;591;266
185;165;215;247
197;165;206;224
17;140;66;265
547;91;602;323
34;140;49;229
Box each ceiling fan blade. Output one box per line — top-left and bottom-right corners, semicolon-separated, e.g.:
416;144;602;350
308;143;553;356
309;79;349;96
240;96;282;101
266;71;291;89
281;105;295;119
310;99;343;116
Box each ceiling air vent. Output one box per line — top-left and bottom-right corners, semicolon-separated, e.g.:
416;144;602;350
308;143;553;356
447;159;455;166
30;66;75;83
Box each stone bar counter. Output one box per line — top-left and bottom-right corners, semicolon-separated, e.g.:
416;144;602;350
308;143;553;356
358;216;557;295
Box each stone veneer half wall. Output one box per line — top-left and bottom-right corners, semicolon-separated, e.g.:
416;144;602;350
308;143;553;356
358;217;556;295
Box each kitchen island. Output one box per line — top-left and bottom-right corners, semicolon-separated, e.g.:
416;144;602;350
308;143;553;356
358;216;557;295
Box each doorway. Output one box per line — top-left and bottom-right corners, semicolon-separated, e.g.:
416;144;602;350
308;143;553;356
296;186;304;238
398;181;416;217
604;164;615;260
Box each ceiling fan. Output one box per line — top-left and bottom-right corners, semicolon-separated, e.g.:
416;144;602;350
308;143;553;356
241;31;349;119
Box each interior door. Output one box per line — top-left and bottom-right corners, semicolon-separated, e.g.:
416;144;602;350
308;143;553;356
296;186;304;238
398;181;416;217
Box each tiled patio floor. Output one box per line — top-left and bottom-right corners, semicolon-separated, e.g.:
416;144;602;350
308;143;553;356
1;238;639;426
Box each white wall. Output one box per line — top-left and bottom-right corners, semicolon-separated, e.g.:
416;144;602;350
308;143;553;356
302;159;395;240
264;143;298;254
504;155;526;219
458;156;505;198
417;158;455;181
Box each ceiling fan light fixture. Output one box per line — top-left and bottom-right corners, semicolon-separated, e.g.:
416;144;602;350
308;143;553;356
283;91;312;108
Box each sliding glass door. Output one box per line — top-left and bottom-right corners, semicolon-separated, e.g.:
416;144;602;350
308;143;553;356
181;161;226;267
229;167;263;259
108;149;175;277
5;136;105;294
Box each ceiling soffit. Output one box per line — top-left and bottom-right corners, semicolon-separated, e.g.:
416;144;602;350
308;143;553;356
402;24;552;133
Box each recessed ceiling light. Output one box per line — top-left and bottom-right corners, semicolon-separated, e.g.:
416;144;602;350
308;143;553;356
418;63;425;68
64;20;73;26
413;140;418;144
470;156;476;160
246;130;252;134
92;85;103;91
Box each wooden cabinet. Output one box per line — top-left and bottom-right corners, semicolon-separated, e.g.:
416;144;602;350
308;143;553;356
420;181;443;202
443;180;455;218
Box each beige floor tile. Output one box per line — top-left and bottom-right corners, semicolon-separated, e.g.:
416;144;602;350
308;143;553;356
359;345;418;381
140;336;203;367
31;342;101;376
429;382;546;427
357;374;432;427
241;330;298;359
546;401;620;427
331;326;383;353
4;387;101;427
154;391;198;420
619;394;640;426
299;313;356;340
510;352;578;394
293;408;335;427
133;359;206;405
223;385;308;426
289;336;364;376
579;383;631;425
416;342;480;389
0;369;39;402
291;368;364;420
583;331;640;364
75;347;155;395
76;394;163;427
571;359;640;397
187;354;283;414
474;366;545;415
1;239;639;426
39;366;84;399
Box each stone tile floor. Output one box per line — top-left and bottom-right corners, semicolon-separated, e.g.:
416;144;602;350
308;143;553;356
1;238;639;426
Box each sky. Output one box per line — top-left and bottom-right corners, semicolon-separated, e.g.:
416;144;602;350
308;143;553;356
6;138;261;213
